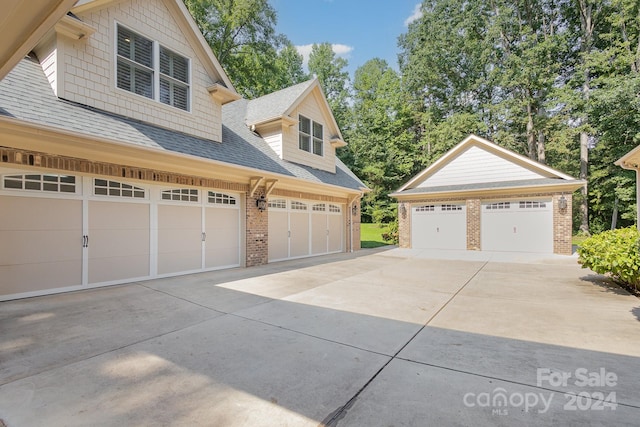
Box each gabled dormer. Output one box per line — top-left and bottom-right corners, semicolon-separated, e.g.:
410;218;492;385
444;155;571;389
32;0;239;141
245;79;347;173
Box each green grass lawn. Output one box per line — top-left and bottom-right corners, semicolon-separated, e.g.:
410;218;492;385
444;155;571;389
361;223;392;248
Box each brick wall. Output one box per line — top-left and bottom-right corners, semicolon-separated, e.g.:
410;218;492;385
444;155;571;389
246;188;268;267
351;197;361;251
553;193;573;255
466;199;481;250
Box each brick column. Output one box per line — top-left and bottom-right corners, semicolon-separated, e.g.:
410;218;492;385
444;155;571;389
466;199;481;250
553;193;573;255
246;188;268;267
398;202;411;248
352;198;361;251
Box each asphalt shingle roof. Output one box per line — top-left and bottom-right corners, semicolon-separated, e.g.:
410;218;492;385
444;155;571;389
0;58;365;191
245;79;315;125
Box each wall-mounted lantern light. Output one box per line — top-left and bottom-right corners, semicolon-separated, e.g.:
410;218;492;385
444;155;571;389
352;203;358;216
256;195;267;212
559;195;567;211
400;203;407;219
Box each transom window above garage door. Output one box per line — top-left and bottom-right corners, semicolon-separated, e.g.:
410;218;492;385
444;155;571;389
94;179;145;198
519;200;547;209
441;204;463;211
329;204;341;213
2;173;77;193
208;192;236;205
415;205;435;212
161;188;198;202
485;202;510;210
268;199;286;209
312;203;326;211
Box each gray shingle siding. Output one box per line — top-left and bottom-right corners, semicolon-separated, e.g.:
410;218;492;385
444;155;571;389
0;58;365;191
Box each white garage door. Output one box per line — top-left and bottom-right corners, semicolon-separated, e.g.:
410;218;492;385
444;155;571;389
411;203;467;250
268;199;343;262
0;167;242;300
481;200;553;253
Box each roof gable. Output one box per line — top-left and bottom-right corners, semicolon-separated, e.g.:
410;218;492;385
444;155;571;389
398;134;575;192
72;0;236;92
246;79;344;142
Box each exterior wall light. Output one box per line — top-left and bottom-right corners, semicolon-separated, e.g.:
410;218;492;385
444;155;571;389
352;203;358;216
559;195;567;211
400;203;407;219
256;195;267;211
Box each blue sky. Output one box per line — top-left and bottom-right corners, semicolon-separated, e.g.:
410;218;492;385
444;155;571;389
269;0;423;77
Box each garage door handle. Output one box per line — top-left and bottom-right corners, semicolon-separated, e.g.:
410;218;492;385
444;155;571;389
513;227;517;233
202;232;206;242
288;231;291;238
437;227;439;233
82;235;89;248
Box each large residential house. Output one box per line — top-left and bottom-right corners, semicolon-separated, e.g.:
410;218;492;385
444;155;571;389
0;0;366;301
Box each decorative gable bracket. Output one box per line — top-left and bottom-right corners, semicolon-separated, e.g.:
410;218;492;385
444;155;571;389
330;137;347;148
54;14;96;40
208;83;241;105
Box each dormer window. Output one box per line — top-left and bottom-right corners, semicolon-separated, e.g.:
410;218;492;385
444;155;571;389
116;24;190;111
299;115;323;156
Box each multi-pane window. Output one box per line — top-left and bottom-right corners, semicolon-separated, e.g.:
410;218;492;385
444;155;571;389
94;179;145;198
116;25;190;111
299;115;323;156
328;204;341;213
312;203;326;212
268;199;287;209
3;174;76;193
519;201;546;209
291;201;308;210
208;192;236;205
485;202;510;210
441;204;462;211
161;188;198;202
415;205;435;212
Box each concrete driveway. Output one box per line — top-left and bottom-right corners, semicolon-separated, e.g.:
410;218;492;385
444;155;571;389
1;248;639;426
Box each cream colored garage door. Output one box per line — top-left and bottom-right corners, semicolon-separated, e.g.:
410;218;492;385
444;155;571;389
411;203;467;250
0;193;82;297
268;199;343;262
481;200;553;253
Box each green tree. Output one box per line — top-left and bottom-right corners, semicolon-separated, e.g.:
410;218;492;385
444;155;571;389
345;59;416;222
307;43;351;130
184;0;306;97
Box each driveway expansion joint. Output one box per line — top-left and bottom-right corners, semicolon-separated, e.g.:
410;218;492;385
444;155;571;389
319;260;490;427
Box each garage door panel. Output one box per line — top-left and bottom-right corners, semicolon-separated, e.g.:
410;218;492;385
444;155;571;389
481;201;552;253
158;205;202;274
88;201;150;283
0;260;82;296
89;254;150;284
268;210;288;261
328;215;343;252
205;207;240;268
290;212;309;257
311;214;327;254
411;205;466;250
0;196;82;296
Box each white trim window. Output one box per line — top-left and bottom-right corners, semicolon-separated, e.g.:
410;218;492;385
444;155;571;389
116;24;190;111
415;205;435;212
299;115;323;156
2;173;77;193
208;192;237;205
94;179;145;198
268;199;287;209
161;188;198;202
485;202;510;210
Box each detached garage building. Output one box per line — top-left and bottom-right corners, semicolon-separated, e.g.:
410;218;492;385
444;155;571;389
391;135;584;255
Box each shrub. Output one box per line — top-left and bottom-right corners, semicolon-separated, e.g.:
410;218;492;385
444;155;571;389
577;226;640;291
381;219;399;245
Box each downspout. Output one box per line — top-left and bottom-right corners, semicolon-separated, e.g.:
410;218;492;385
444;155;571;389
349;199;354;253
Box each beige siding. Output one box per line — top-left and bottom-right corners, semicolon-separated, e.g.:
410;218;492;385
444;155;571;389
282;93;336;173
33;35;58;96
55;0;223;141
258;123;283;158
417;145;545;188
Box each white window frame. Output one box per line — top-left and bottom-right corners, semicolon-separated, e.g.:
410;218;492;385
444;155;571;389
1;173;78;195
160;188;199;203
93;178;147;199
115;23;191;112
207;191;237;207
299;115;323;156
415;205;435;212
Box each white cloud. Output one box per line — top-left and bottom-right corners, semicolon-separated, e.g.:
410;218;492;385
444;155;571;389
295;43;354;69
404;3;423;26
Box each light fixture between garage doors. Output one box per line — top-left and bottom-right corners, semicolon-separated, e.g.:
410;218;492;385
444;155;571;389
559;195;567;211
256;195;267;212
400;203;407;219
352;203;358;216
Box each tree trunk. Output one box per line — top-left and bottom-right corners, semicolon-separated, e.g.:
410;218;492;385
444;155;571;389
537;106;546;164
526;102;536;160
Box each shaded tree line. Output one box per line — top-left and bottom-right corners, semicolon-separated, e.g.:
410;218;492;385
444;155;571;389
185;0;639;233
